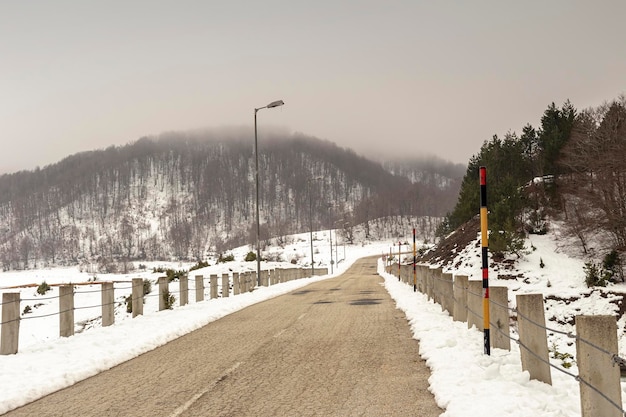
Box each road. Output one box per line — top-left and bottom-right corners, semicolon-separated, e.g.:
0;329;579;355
5;256;442;417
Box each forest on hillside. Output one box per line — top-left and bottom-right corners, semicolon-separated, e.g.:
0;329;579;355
440;94;626;282
0;132;460;270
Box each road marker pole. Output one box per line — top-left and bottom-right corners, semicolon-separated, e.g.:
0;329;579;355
413;228;417;292
480;166;490;355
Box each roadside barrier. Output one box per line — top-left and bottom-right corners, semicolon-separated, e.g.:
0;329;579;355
0;266;317;356
386;262;625;417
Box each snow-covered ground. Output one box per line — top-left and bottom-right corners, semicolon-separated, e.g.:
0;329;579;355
0;225;624;416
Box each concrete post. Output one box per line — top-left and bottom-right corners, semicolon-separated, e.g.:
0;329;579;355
59;285;74;337
210;274;218;299
1;292;20;355
417;265;427;293
222;273;229;297
467;280;483;331
441;273;454;314
241;272;247;293
158;276;168;311
233;273;240;295
426;268;435;300
132;278;143;317
453;275;468;322
179;275;188;306
576;315;622;417
489;286;510;351
195;275;204;302
516;294;552;385
101;282;114;327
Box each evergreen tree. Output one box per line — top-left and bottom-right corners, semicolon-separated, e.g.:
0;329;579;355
538;101;576;176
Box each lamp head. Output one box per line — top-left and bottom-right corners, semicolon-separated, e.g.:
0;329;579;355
267;100;284;108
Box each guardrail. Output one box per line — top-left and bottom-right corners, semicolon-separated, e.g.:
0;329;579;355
387;262;624;417
0;266;329;356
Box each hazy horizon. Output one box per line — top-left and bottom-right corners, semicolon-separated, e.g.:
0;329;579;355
2;1;624;174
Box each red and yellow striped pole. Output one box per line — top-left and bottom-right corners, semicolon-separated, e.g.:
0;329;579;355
398;241;401;281
413;228;417;292
480;166;490;355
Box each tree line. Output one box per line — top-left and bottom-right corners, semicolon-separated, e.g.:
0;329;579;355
440;94;626;264
0;132;461;270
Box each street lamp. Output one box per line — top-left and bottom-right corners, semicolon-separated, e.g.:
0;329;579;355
254;99;284;287
328;204;334;274
308;177;322;277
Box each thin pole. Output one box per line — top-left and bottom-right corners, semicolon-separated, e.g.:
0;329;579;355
335;223;338;266
329;229;333;274
309;181;314;277
480;166;490;355
413;228;417;292
329;205;333;274
254;109;261;287
397;241;401;281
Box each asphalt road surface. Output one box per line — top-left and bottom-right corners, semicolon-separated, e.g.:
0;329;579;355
5;256;442;417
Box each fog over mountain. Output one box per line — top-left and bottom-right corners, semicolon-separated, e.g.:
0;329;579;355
0;131;461;270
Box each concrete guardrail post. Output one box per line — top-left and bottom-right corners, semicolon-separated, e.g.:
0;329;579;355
467;280;483;331
195;275;204;302
222;273;229;297
453;275;468;322
132;278;144;317
179;275;188;306
516;293;552;385
210;274;218;299
158;276;168;311
242;272;248;292
576;315;622;417
59;285;74;337
101;282;115;327
233;273;240;295
426;268;434;301
1;292;20;355
440;273;453;314
489;286;510;351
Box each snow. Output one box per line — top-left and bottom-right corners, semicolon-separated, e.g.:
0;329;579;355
1;225;625;415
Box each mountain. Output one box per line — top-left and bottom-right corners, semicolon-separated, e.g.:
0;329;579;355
0;131;461;270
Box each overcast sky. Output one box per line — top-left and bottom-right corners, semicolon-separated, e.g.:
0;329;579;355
1;1;624;174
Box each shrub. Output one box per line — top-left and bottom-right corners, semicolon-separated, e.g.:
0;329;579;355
36;281;50;295
23;305;32;315
165;269;185;282
189;261;209;272
550;341;575;368
539;258;545;268
245;251;256;262
218;253;235;263
125;295;133;313
162;289;176;310
143;279;152;295
602;250;623;282
584;262;607;287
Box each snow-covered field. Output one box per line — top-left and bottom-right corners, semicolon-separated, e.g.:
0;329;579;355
0;225;625;416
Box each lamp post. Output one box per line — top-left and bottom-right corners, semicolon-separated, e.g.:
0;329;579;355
254;99;284;287
308;177;322;277
328;204;334;274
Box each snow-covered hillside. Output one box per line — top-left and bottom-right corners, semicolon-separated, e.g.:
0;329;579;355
1;221;624;416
